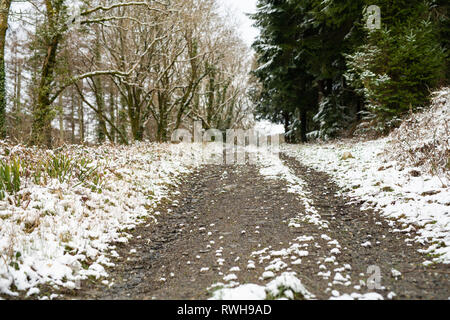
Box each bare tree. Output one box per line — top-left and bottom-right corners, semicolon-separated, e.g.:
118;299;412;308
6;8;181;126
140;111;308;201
5;0;254;146
30;0;172;147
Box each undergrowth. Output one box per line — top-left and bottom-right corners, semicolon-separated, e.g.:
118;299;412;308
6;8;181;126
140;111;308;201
0;145;105;206
388;88;449;180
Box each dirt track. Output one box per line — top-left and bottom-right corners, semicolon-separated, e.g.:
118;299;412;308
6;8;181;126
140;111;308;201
62;155;449;300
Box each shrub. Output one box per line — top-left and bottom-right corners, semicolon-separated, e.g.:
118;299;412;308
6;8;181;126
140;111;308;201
388;87;449;179
0;157;21;200
346;17;447;133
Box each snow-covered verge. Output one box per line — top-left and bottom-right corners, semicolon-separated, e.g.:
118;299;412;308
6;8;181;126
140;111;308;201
282;138;450;265
0;142;203;298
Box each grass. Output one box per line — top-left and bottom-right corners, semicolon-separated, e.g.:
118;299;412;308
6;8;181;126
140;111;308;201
24;220;39;234
265;286;306;300
207;284;225;296
46;154;73;183
0;149;104;206
0;157;21;200
8;252;22;271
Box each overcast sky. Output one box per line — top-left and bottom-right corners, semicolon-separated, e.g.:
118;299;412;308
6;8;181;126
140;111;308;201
9;1;259;47
217;0;259;47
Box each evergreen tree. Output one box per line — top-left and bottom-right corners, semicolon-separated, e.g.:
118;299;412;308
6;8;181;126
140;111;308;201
346;1;447;133
251;0;364;141
251;0;319;142
302;0;364;139
251;0;447;140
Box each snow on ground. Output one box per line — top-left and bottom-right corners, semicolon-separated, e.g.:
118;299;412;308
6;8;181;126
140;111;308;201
210;148;383;300
213;126;449;300
256;149;328;230
254;120;285;137
2;116;447;299
0;142;204;297
282;138;450;264
208;149;312;300
210;272;314;300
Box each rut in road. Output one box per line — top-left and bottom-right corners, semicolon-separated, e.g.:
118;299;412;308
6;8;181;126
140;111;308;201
280;154;449;299
66;155;449;300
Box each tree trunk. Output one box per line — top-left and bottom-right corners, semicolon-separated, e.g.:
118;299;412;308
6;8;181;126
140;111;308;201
155;92;168;142
318;80;325;103
93;76;107;143
70;95;75;144
130;113;144;141
206;67;215;125
30;0;64;147
78;88;85;143
31;33;61;147
356;97;362;121
58;94;64;145
118;108;128;144
156;117;168;142
92;35;107;143
299;108;307;143
109;88;116;143
127;102;143;142
0;0;12;138
283;111;290;143
14;59;22;114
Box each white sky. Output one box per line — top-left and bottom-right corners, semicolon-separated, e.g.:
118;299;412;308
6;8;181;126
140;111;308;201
217;0;259;47
217;1;285;134
9;1;259;47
